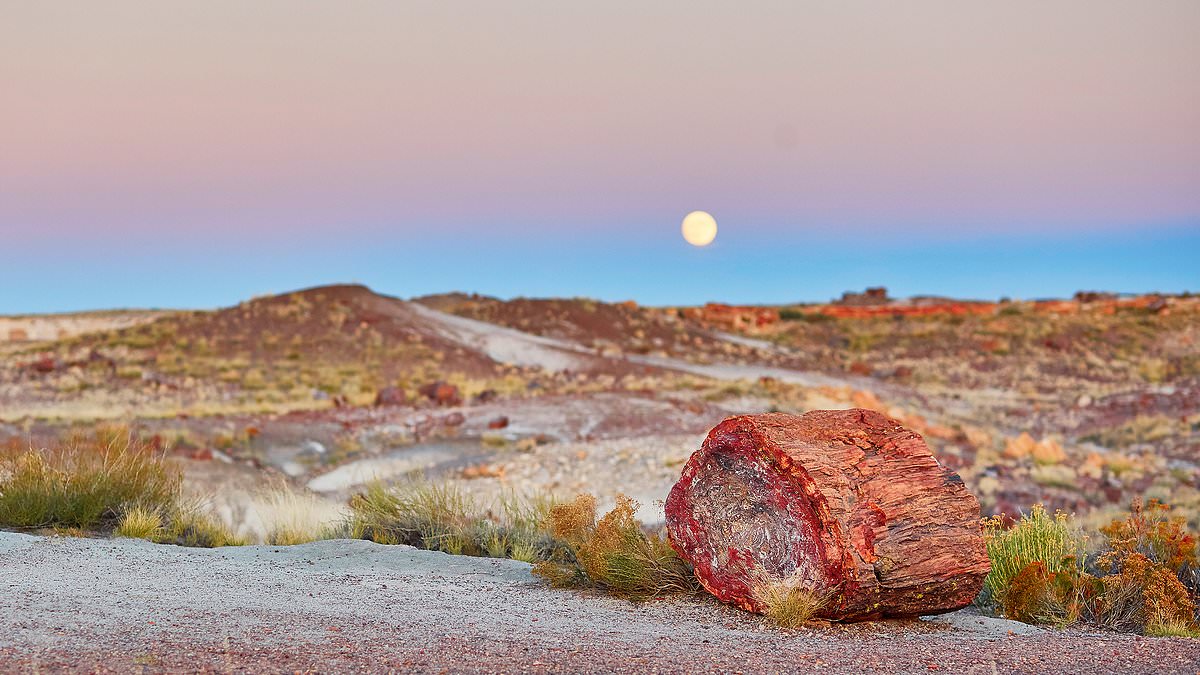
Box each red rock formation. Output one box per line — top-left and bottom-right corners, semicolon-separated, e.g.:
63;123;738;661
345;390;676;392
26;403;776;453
815;302;997;319
836;287;891;306
665;409;989;621
683;304;780;331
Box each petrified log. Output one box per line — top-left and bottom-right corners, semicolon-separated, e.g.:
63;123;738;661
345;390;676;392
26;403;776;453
665;409;989;620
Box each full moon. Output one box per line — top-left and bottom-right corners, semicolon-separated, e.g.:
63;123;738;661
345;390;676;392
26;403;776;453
681;211;718;247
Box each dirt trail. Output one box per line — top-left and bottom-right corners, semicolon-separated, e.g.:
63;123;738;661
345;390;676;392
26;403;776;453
409;301;867;391
2;533;1197;674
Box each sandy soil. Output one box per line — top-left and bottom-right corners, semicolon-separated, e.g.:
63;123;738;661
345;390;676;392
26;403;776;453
2;533;1198;674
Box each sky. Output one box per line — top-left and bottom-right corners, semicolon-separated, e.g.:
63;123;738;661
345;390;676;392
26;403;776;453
2;1;1197;312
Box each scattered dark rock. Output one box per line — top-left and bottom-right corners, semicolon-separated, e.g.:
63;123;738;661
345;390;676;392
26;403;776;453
487;416;510;430
837;287;890;306
30;356;58;374
1041;335;1072;351
374;386;407;407
1074;290;1117;303
418;381;462;407
848;361;872;376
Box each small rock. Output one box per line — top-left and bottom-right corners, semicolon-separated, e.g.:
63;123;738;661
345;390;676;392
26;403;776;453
487;416;510;430
299;441;327;458
418;381;462;407
460;463;505;479
374;386;406;407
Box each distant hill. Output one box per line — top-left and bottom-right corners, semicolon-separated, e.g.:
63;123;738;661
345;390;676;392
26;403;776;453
413;293;730;359
0;284;699;421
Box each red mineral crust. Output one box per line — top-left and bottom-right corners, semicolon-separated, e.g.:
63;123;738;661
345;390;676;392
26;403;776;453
664;409;990;620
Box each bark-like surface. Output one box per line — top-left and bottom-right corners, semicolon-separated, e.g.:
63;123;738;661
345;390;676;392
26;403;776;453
665;409;990;620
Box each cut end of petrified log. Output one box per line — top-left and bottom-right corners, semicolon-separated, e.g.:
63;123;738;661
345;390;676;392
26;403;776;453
665;409;990;621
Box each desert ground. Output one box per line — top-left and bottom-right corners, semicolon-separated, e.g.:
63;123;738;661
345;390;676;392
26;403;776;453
1;284;1198;671
3;285;1197;528
3;533;1199;674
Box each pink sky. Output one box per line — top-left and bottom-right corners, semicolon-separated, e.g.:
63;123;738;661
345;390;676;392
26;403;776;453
3;1;1197;245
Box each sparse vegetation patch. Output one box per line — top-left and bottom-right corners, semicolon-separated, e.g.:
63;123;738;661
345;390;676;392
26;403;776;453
532;494;700;599
981;499;1200;637
0;427;243;547
348;479;559;560
0;428;180;531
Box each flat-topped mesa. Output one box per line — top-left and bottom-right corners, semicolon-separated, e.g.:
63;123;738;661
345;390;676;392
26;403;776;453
664;409;990;621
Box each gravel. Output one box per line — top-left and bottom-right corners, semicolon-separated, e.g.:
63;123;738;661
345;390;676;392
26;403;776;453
2;533;1199;673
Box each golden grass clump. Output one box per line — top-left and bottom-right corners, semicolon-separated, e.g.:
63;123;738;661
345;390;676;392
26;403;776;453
532;494;700;599
0;429;181;531
752;579;830;629
159;503;246;548
114;506;164;540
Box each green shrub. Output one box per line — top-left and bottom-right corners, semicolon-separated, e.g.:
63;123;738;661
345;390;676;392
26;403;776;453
778;309;832;323
982;505;1084;611
980;500;1200;637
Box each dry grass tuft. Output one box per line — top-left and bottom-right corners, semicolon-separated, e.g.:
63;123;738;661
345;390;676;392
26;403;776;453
114;506;163;540
159;502;246;548
347;480;558;560
0;428;244;548
0;429;181;531
254;485;346;545
752;578;830;628
532;494;700;599
348;480;478;552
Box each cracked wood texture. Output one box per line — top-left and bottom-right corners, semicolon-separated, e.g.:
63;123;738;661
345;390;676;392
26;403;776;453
665;409;990;621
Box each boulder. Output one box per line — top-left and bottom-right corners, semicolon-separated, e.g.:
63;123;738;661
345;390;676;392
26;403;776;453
665;409;989;621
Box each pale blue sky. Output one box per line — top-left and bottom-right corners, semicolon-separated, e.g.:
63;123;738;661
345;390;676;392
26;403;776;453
2;2;1197;312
